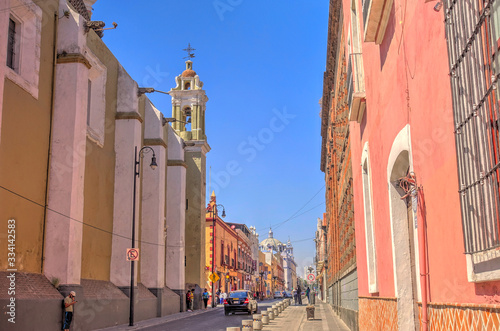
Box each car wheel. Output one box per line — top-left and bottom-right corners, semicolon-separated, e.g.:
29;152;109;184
255;305;258;313
224;310;229;316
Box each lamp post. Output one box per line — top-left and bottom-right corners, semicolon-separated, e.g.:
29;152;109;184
272;275;278;297
129;146;157;326
259;271;265;300
210;203;225;308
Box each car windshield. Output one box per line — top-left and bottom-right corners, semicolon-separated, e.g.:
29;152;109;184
275;292;281;294
229;292;248;299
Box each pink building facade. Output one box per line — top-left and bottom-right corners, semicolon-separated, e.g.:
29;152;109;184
334;0;500;329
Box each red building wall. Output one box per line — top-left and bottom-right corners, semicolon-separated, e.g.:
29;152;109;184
340;0;500;329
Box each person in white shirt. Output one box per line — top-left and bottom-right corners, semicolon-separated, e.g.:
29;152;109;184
220;291;227;304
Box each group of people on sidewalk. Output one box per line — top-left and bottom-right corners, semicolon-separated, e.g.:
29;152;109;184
293;285;313;305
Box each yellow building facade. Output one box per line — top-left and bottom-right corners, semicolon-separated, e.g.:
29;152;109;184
0;1;201;329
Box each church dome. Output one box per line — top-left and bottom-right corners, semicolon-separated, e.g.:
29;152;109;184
260;228;284;251
181;60;196;77
181;69;196;77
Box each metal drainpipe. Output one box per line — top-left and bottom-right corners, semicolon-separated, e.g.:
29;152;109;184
41;11;59;273
417;190;428;330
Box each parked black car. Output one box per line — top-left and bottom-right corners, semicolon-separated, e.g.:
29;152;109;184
224;290;258;316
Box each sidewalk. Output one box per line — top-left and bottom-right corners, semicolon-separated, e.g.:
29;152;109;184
96;305;224;331
262;298;350;331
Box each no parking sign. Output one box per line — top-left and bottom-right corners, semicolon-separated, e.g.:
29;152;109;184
126;248;139;261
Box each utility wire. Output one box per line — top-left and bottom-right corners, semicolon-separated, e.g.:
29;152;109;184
259;185;325;232
2;181;322;249
0;184;165;247
274;201;325;230
290;237;315;244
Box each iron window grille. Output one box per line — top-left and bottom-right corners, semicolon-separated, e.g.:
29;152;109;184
444;0;500;254
7;18;16;70
347;55;354;111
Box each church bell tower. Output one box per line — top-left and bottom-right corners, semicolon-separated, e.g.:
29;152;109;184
169;59;208;141
169;45;210;290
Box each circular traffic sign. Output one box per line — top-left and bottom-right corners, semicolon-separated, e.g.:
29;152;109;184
307;273;316;282
127;248;139;261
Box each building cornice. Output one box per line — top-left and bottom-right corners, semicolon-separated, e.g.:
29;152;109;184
185;140;211;154
115;111;143;123
144;138;167;148
167;159;187;168
57;52;92;69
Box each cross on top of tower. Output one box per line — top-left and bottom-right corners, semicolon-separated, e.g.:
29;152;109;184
183;43;196;60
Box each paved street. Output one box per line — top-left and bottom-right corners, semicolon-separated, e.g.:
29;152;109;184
98;297;350;331
144;299;278;331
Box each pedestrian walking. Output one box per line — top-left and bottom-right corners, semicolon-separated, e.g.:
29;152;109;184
294;289;298;305
306;287;310;302
186;290;191;311
296;284;302;305
62;291;77;331
216;289;221;305
202;288;209;309
220;291;227;304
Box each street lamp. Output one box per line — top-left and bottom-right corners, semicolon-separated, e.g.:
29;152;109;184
259;271;265;300
209;203;226;308
272;276;278;296
129;146;157;326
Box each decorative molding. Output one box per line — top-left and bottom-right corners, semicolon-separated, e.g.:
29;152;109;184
144;138;167;148
167;160;187;168
57;53;92;69
419;302;500;330
115;111;143;123
185;140;211;155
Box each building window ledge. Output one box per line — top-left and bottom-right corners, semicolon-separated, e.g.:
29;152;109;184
363;0;394;44
467;248;500;282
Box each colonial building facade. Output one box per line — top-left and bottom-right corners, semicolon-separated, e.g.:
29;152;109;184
205;193;260;296
319;0;358;329
322;0;500;329
0;0;208;329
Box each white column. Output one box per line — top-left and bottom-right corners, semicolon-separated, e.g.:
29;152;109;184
43;2;88;286
140;101;167;289
110;66;141;287
166;127;186;291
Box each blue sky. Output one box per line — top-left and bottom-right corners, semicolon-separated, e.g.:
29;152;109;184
93;0;328;276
